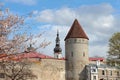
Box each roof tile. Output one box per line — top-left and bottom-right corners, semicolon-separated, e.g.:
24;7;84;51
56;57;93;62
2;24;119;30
65;19;89;40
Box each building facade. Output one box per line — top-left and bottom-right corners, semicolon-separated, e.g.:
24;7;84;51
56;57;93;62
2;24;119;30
86;62;120;80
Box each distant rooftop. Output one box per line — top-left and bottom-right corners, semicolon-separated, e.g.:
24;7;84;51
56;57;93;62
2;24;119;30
89;57;105;61
0;52;65;61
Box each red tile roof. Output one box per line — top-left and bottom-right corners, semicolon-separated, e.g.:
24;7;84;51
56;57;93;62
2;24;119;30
0;53;7;58
19;52;53;59
89;57;104;61
65;19;89;40
0;52;66;61
0;53;104;61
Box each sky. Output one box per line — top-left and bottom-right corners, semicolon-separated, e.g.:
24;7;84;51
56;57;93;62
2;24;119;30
0;0;120;57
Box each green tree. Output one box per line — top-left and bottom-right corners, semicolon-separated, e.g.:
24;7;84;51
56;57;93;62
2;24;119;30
107;32;120;66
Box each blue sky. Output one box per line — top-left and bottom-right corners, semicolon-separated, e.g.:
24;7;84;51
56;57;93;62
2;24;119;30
1;0;120;57
2;0;120;14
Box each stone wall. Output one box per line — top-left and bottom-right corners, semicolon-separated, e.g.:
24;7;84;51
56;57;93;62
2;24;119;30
31;58;65;80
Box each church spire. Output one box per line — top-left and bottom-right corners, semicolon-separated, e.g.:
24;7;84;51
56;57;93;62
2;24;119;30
56;29;60;44
54;30;62;59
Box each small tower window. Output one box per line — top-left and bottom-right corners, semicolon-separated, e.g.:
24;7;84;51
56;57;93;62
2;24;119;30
67;40;69;43
57;55;58;58
82;39;84;42
39;58;41;61
83;52;85;57
72;64;74;69
74;39;77;42
71;52;73;57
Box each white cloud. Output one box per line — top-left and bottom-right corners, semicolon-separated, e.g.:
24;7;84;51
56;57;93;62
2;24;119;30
92;15;114;28
5;0;37;5
89;45;109;58
33;3;120;57
34;7;77;25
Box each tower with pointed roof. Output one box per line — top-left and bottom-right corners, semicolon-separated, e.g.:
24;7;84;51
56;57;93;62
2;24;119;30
65;19;89;80
54;30;62;59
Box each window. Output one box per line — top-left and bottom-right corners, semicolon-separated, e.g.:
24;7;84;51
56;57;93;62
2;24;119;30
79;40;81;42
0;73;5;78
66;40;69;43
110;71;112;76
102;70;105;75
82;39;84;42
83;52;85;57
72;64;74;69
117;71;119;76
74;39;77;42
39;58;41;61
57;55;58;58
71;52;73;57
93;76;96;80
92;69;96;72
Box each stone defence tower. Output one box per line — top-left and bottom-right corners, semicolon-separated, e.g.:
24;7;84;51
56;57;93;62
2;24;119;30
65;19;89;80
54;30;62;59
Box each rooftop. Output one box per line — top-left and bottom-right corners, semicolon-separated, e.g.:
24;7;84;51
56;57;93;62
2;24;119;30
89;57;105;61
65;19;89;40
0;52;65;61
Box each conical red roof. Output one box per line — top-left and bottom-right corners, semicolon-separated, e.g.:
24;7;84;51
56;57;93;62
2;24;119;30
64;19;89;40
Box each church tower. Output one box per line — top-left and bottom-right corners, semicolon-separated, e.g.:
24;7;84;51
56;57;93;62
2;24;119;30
65;19;89;80
54;30;62;59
